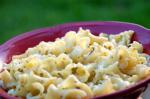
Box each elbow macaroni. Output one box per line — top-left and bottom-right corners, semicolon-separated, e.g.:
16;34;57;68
0;28;150;99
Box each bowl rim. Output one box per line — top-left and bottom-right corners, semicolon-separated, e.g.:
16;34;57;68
0;21;150;99
0;21;150;48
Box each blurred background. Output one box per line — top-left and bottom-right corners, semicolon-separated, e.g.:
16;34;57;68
0;0;150;98
0;0;150;44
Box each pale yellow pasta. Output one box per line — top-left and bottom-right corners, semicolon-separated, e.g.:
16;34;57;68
56;53;72;70
129;64;150;79
15;85;28;96
26;93;45;99
30;82;44;96
109;75;130;90
129;41;143;52
98;62;121;75
109;30;134;45
75;83;93;97
58;75;80;89
45;84;62;99
0;70;14;87
74;63;90;82
69;46;84;63
18;74;28;85
62;89;87;99
41;56;57;72
88;32;108;44
35;68;52;78
63;31;77;53
61;64;90;82
0;28;150;99
76;37;91;49
93;78;115;96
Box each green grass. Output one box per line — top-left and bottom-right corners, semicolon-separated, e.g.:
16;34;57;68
0;0;150;44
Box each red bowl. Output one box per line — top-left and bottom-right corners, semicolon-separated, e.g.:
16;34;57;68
0;21;150;99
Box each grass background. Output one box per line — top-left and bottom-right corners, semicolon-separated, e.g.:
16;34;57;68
0;0;150;44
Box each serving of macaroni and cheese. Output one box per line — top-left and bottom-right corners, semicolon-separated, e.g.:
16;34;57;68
0;28;150;99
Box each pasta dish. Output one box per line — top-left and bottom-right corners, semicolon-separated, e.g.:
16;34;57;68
0;28;150;99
